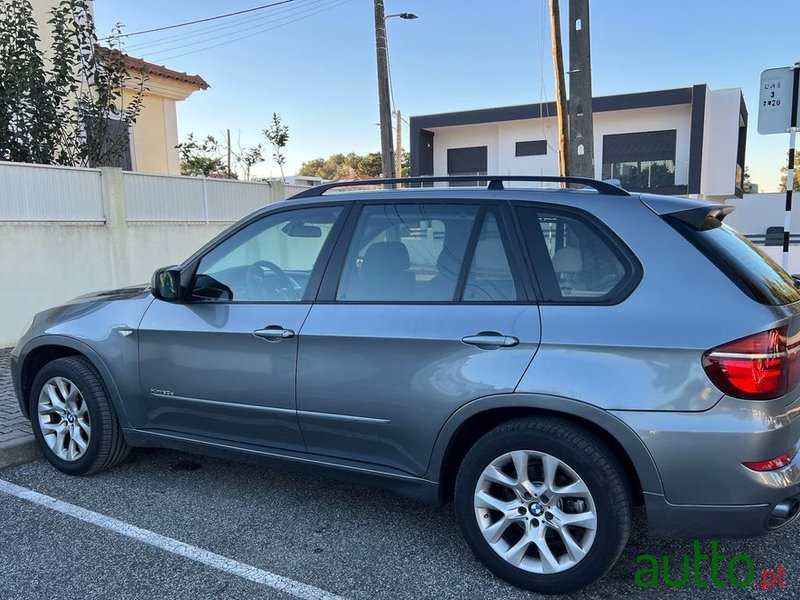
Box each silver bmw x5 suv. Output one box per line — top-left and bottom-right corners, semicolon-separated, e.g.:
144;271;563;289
11;175;800;594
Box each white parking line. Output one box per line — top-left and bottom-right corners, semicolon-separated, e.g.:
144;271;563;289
0;478;347;600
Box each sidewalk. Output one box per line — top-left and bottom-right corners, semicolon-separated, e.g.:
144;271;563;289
0;348;39;468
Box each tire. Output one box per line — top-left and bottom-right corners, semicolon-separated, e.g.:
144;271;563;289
454;417;631;594
29;356;130;475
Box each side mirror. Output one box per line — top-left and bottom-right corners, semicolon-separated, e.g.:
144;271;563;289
152;266;182;301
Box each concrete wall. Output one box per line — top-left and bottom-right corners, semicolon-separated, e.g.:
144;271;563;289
725;193;794;235
0;166;292;346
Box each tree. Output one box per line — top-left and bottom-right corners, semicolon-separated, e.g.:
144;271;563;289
263;112;289;181
298;150;409;180
0;0;146;167
780;151;800;192
177;133;225;177
742;166;752;193
230;134;263;182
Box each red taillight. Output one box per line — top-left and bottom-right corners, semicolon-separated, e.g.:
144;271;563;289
743;453;794;471
703;326;800;400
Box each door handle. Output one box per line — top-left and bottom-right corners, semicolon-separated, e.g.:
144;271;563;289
461;332;519;348
253;326;295;341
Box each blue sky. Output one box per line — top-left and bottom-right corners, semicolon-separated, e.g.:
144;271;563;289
96;0;797;190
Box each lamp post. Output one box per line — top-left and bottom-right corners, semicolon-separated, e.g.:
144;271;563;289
373;2;416;179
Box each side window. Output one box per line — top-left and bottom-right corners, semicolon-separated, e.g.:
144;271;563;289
517;207;631;302
192;206;342;302
463;212;520;301
336;204;479;301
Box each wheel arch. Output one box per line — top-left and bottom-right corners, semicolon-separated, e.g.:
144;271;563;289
426;393;663;505
17;336;130;427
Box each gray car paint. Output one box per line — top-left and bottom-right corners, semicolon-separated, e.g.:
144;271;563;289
10;186;800;539
297;303;540;475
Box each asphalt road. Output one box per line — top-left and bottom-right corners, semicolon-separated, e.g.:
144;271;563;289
1;448;797;600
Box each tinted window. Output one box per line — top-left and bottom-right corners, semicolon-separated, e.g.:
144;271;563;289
192;206;341;302
677;217;800;306
464;212;519;301
518;207;631;302
337;204;479;301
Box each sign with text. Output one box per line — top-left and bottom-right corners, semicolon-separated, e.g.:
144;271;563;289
758;66;799;134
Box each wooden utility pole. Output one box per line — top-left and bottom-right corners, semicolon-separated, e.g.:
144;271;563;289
226;128;232;177
373;0;395;179
549;0;569;177
395;110;403;177
568;0;595;178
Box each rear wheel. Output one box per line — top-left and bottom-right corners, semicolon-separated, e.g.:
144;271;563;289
30;356;130;475
454;417;631;594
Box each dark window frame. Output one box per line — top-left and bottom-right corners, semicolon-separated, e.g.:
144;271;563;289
512;202;642;306
316;200;536;305
601;129;678;191
515;140;548;157
177;203;352;305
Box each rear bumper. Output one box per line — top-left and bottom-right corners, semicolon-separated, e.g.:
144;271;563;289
613;393;800;538
644;491;800;538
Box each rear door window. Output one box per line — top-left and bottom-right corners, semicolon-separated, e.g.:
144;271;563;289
517;206;637;303
336;204;479;301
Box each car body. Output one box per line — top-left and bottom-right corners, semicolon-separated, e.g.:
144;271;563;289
11;176;800;593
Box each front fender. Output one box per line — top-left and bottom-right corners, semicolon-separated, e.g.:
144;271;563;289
424;392;664;496
16;335;131;428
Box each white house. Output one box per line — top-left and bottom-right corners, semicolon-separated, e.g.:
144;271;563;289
409;85;748;200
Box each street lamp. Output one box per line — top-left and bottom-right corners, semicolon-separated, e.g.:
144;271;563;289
373;2;417;180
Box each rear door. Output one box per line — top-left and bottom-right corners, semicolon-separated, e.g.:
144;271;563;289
296;201;541;475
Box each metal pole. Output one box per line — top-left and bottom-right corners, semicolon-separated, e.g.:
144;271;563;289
782;63;799;270
373;0;395;180
226;128;232;178
549;0;569;177
395;109;402;178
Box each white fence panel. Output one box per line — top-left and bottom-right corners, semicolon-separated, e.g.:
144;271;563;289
205;179;276;221
124;172;207;221
0;162;104;221
283;184;310;198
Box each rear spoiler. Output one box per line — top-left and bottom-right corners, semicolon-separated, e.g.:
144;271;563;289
639;195;734;229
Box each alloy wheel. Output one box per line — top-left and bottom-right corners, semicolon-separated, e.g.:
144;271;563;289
37;376;91;461
474;450;597;574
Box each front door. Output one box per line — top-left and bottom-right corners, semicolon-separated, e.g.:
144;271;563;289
296;203;541;475
138;204;344;451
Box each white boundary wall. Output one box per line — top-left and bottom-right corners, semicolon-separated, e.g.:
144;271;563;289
0;163;291;346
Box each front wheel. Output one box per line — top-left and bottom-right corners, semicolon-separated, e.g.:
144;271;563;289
30;356;130;475
454;417;631;594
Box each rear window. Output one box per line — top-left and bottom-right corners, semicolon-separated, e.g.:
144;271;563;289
675;216;800;306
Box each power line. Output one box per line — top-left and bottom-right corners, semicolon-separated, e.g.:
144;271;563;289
139;0;335;60
102;0;298;40
149;0;353;63
124;0;323;54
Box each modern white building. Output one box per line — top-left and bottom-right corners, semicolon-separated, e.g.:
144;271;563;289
409;85;748;200
285;175;330;187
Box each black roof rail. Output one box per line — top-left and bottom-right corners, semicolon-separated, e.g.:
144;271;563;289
288;175;630;199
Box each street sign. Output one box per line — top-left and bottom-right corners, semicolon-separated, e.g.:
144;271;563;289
758;66;800;134
758;63;799;270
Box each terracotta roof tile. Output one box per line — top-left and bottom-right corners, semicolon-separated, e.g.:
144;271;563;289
97;46;209;90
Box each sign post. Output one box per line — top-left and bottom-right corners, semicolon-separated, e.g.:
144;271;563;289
758;63;800;270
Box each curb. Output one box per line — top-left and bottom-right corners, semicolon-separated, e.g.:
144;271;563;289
0;436;40;469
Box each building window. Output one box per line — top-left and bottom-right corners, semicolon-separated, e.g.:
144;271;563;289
515;140;547;157
601;130;676;190
447;146;487;186
89;116;133;171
